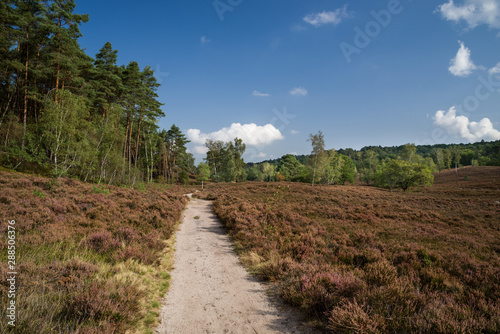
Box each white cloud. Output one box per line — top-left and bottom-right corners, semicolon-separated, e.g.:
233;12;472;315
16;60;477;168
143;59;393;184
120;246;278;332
449;41;477;77
201;36;211;44
433;106;500;141
289;87;308;96
291;24;307;32
193;146;208;154
252;90;270;97
290;129;300;135
186;123;284;146
303;6;349;27
438;0;500;29
489;62;500;73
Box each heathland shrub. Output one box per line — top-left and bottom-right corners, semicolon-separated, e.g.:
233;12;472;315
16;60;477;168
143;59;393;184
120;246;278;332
0;169;187;333
210;168;500;332
84;230;121;254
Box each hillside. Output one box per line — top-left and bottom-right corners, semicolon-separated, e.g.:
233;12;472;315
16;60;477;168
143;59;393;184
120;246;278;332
199;167;500;332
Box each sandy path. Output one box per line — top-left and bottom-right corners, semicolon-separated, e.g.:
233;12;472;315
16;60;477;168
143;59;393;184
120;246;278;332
156;197;318;334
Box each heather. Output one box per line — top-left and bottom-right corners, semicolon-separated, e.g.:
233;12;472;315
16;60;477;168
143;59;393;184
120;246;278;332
205;167;500;333
0;169;188;333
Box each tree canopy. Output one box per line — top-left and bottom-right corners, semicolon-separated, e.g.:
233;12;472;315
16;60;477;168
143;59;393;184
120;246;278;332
0;1;193;185
375;160;434;191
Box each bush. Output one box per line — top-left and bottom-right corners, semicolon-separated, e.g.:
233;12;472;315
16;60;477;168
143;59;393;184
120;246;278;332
375;160;433;191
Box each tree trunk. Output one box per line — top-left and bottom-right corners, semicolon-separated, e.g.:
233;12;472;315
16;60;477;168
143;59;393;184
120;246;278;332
22;33;29;147
54;19;62;104
311;153;318;186
123;114;130;159
128;116;133;182
134;108;143;168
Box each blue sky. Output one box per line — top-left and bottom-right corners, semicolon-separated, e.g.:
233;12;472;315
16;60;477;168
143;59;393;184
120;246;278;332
76;0;500;162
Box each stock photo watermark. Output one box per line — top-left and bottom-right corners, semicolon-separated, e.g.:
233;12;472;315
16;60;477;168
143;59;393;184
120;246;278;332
340;0;403;64
247;106;296;159
6;219;17;327
453;72;500;118
155;65;170;85
421;71;500;146
213;0;243;22
271;106;295;133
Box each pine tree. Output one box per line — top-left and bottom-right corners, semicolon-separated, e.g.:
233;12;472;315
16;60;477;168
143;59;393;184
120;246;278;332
11;0;46;146
165;124;190;182
92;41;122;118
45;0;89;99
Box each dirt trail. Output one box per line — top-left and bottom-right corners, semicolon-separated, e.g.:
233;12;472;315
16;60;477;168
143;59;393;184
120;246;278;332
156;196;319;334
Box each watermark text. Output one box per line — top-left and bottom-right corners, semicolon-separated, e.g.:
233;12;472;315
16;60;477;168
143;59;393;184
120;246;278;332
6;219;17;327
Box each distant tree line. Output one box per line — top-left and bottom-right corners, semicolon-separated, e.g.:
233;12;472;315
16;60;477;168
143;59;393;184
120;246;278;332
0;0;195;185
241;138;500;191
243;131;358;186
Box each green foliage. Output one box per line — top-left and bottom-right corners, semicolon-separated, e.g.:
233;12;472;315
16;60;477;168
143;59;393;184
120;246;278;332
339;154;357;184
161;125;191;183
205;138;246;183
308;131;326;186
0;2;173;186
277;154;304;181
358;150;379;184
432;148;444;172
196;162;210;188
375;160;434;191
179;170;189;185
401;143;417;162
320;152;356;185
40;90;97;178
33;188;46;198
135;183;146;192
92;185;110;195
246;165;264;181
261;162;275;182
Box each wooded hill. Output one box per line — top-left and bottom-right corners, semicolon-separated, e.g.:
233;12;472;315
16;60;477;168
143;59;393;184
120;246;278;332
253;140;500;170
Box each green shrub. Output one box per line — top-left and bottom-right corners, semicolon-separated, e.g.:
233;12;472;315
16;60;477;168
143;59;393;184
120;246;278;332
33;188;46;198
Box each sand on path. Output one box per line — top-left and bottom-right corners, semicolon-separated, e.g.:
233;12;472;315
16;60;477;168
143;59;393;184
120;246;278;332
156;196;319;334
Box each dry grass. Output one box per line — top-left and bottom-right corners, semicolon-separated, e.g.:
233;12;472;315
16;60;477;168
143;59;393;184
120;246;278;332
203;167;500;333
0;169;188;333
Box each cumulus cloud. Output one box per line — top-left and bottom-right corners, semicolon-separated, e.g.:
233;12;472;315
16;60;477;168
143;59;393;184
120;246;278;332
433;106;500;141
193;146;208;155
201;36;211;44
438;0;500;29
186;123;284;146
290;24;307;32
489;62;500;73
252;90;270;97
303;6;349;27
449;41;477;77
289;87;308;96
